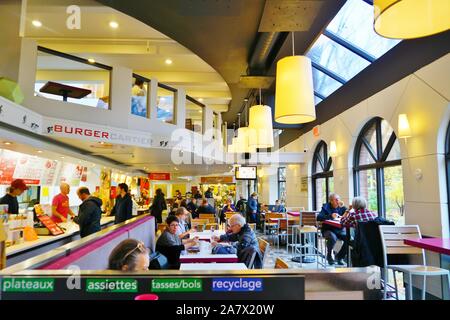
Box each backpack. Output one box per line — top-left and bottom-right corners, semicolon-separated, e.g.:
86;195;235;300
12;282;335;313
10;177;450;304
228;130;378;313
149;251;169;270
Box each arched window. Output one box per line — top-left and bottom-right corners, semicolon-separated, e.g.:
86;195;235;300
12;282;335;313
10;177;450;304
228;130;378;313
312;141;334;210
446;122;450;222
354;117;404;224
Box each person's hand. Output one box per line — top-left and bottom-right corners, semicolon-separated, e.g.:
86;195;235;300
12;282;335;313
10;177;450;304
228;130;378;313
348;205;353;210
60;216;67;223
192;236;200;242
211;241;218;247
212;235;220;242
188;229;195;234
331;213;338;219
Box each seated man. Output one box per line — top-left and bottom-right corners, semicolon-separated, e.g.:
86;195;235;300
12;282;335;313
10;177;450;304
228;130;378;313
212;214;262;268
341;196;377;229
186;198;198;219
196;199;215;215
273;200;285;213
317;193;348;266
156;215;198;269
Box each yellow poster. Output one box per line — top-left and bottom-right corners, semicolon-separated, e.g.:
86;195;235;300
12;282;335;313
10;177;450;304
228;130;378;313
153;184;168;197
172;183;186;197
42;186;49;197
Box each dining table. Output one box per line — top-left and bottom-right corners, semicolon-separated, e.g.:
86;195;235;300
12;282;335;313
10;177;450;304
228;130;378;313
179;240;238;263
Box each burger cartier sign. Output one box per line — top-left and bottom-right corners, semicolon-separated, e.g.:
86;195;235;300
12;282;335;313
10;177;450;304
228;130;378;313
46;123;152;146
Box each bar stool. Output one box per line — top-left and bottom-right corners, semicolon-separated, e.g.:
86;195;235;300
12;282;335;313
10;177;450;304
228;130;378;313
379;225;450;300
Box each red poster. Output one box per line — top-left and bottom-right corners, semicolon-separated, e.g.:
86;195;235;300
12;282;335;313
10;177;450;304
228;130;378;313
148;173;170;180
0;157;17;184
37;214;64;236
81;166;88;182
110;186;117;199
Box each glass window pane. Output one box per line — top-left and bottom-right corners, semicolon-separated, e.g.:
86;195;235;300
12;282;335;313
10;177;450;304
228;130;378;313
386;140;402;162
278;167;286;181
328;176;334;195
131;77;148;118
157;86;175;124
384;166;405;225
314;158;323;173
314;96;323;105
363;122;378;157
326;0;400;59
315;178;327;210
307;34;371;81
185;101;203;133
358;169;378;213
312;68;342;97
278;181;286;202
358;143;376;165
381;119;395;152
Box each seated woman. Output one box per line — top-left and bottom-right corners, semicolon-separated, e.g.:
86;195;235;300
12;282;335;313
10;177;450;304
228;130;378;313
341;196;378;228
175;207;193;239
220;198;236;223
108;239;150;272
156;215;198;269
212;214;262;268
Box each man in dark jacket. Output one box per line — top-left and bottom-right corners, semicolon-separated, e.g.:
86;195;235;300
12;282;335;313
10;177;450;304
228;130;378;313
74;187;102;238
112;183;133;224
317;193;348;266
196;199;215;216
204;187;213;198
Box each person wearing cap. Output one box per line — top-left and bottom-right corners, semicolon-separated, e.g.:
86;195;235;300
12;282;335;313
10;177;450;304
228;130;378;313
51;183;76;223
0;179;28;215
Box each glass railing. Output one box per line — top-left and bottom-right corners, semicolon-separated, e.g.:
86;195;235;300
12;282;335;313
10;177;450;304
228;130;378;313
35;46;112;109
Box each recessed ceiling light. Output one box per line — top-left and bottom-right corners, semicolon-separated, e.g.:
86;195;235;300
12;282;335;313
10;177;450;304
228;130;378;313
100;141;105;145
198;98;204;102
37;150;43;153
60;156;65;159
165;59;173;65
3;142;12;145
32;20;42;28
109;21;119;29
87;58;96;64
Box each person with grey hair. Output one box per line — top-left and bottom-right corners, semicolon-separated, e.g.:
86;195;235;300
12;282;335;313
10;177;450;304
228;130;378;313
341;197;378;229
211;214;261;266
317;193;348;266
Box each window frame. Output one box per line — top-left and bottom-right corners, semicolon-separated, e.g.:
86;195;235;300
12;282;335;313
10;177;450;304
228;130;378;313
278;167;286;201
353;117;401;217
312;141;334;210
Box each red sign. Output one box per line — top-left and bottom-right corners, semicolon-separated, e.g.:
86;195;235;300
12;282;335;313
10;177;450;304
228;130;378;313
313;126;320;137
37;214;64;236
148;173;170;180
110;186;117;199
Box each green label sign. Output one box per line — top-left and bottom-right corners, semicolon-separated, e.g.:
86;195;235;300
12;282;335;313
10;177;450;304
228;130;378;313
151;278;202;292
86;279;138;293
2;278;55;292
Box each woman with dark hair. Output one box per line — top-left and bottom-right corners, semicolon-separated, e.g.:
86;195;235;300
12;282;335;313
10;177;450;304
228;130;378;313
108;239;149;272
150;188;167;227
156;215;198;269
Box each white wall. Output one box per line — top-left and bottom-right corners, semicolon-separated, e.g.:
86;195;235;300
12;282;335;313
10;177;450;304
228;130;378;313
280;54;450;299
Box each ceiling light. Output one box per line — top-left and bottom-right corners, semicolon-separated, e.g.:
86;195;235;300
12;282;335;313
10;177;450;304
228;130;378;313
198;98;204;102
275;33;315;124
60;156;65;159
249;104;274;148
398;114;412;139
87;58;96;64
37;150;43;153
329;141;338;157
32;20;42;28
165;59;173;65
374;0;450;39
109;21;119;29
3;142;12;145
235;127;256;153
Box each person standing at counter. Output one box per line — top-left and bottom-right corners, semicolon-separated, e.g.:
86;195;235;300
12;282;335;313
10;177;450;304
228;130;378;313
112;183;133;225
150;188;167;227
0;179;28;215
74;187;102;238
51;183;76;223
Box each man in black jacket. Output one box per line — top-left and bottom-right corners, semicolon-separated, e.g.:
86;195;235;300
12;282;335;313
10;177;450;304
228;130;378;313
112;183;133;224
74;187;102;238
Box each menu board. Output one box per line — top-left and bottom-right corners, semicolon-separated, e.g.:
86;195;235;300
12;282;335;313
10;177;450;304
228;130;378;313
36;214;64;236
235;166;257;180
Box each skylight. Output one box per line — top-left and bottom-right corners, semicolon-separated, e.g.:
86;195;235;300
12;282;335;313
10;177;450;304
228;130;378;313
309;0;401;105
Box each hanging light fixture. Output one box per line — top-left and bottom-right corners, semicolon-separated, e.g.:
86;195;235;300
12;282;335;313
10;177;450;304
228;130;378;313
235;111;256;153
275;32;316;124
227;123;237;153
374;0;450;39
249;89;274;148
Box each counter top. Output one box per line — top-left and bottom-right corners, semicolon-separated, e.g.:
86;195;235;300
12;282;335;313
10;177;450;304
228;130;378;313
6;216;115;257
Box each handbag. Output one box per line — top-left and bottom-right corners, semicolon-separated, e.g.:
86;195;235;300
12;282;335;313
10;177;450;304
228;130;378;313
149;251;169;270
211;244;237;255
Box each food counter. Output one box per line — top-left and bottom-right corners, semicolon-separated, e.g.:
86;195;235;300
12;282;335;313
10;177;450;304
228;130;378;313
5;216;115;267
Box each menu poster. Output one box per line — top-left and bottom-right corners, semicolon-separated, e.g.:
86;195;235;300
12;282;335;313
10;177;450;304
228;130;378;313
12;155;42;185
41;160;59;186
81;166;88;182
37;214;64;236
0;150;18;184
59;162;82;185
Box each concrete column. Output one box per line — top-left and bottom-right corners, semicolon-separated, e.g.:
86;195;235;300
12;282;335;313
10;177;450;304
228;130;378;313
175;88;186;129
148;78;158;120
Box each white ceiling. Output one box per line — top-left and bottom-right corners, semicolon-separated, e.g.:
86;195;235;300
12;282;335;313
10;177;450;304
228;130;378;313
27;0;231;112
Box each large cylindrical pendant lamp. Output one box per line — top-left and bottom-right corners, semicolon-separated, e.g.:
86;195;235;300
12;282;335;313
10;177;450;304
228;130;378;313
275;55;316;124
249;104;274;148
235;127;256;153
374;0;450;39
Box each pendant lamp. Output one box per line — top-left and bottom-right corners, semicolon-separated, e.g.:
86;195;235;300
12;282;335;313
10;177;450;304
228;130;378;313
235;127;256;153
374;0;450;39
249;90;275;148
275;33;316;124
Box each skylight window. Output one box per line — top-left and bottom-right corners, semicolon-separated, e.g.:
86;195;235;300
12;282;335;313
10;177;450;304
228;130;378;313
306;0;401;102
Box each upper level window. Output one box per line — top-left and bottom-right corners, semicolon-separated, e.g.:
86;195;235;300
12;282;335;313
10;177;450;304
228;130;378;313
312;141;334;210
131;75;149;118
157;84;176;124
354;117;404;224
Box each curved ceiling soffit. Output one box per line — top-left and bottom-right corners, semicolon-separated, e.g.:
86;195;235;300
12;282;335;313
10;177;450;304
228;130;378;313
96;0;266;123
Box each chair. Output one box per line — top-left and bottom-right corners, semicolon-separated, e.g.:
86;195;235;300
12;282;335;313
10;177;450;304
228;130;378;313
248;223;256;231
225;212;236;220
379;225;450;300
157;223;167;233
205;223;219;231
258;237;271;267
264;213;284;245
199;214;216;223
274;257;289;269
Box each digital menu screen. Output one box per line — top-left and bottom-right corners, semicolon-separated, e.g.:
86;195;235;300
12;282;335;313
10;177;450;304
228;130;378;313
235;166;257;180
